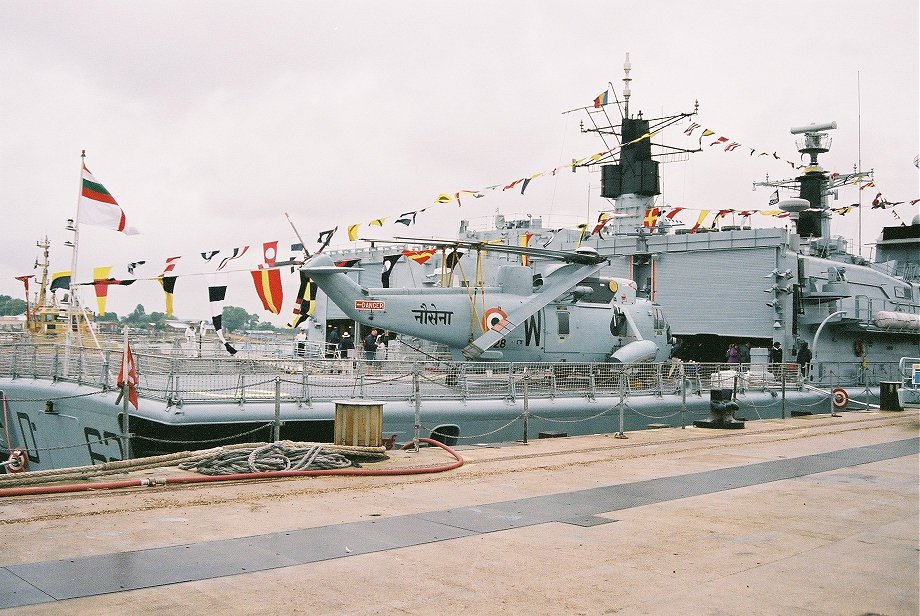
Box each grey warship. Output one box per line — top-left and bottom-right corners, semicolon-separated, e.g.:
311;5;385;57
2;61;917;472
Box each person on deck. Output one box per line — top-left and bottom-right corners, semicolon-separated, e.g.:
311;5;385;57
769;341;783;364
363;329;379;364
667;338;684;379
338;331;354;359
377;330;390;361
327;327;340;358
796;341;812;378
738;341;751;365
726;343;740;365
295;329;307;357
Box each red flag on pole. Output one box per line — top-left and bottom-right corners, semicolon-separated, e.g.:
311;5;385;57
117;331;139;410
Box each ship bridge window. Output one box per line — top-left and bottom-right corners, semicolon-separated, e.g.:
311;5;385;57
893;286;911;300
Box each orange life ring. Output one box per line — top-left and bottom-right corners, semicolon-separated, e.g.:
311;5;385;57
6;449;28;473
832;387;849;410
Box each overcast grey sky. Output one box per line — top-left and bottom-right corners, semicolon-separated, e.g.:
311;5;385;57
1;1;917;324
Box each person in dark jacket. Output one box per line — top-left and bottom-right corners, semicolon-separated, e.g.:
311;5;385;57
338;331;354;358
326;327;340;358
363;329;379;363
769;341;783;364
796;341;812;377
738;342;751;365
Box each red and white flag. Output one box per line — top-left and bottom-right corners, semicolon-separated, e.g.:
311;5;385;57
79;162;139;235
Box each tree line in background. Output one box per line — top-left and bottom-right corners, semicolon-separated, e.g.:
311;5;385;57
98;304;281;333
0;295;280;333
0;295;27;316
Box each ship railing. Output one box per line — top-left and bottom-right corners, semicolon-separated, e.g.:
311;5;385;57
0;343;900;404
853;295;920;325
898;357;920;389
806;360;900;389
868;259;920;282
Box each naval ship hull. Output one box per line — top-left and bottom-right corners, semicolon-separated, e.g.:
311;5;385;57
0;346;892;472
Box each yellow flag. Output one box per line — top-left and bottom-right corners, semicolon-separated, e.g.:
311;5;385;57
92;266;112;316
692;210;710;231
347;224;360;241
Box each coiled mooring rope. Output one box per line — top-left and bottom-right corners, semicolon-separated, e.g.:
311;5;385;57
178;442;377;475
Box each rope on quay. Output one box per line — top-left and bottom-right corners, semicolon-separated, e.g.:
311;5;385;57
0;438;462;497
0;441;386;488
178;442;386;475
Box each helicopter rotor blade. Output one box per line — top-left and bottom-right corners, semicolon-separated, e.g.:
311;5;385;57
390;236;609;265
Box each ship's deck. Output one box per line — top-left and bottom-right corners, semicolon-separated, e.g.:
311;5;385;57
1;408;917;615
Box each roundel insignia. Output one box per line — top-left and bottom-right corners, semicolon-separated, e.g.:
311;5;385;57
482;307;508;331
608;280;619;294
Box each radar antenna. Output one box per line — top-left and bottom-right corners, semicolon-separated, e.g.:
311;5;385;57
754;122;873;241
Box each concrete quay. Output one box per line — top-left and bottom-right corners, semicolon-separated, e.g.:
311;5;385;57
1;408;917;615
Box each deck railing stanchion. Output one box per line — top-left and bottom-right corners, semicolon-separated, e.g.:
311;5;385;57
100;349;109;389
301;365;310;406
522;368;529;444
781;363;786;419
412;363;421;452
588;364;596;400
615;370;627;439
51;344;59;382
273;376;282;442
680;372;686;428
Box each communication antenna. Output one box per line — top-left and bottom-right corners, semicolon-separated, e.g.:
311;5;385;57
622;52;632;119
857;71;863;258
284;212;310;259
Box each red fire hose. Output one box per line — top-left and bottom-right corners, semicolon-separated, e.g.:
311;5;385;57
0;438;462;498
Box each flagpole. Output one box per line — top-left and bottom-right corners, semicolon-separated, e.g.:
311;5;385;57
67;151;85;346
121;325;133;459
284;212;310;259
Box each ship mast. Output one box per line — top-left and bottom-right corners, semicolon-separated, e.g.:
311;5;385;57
754;122;872;244
35;236;50;308
578;53;699;232
622;52;631;120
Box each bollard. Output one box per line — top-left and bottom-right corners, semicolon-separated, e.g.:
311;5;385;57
879;381;903;412
694;388;744;429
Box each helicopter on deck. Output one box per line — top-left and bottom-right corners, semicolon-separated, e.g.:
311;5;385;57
300;239;671;363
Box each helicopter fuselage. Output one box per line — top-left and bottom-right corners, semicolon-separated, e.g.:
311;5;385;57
302;253;671;362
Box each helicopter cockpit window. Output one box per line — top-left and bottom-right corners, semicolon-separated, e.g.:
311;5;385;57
653;307;666;331
610;308;627;337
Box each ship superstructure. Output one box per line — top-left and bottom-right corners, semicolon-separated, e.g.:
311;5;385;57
304;61;918;377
